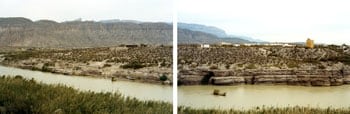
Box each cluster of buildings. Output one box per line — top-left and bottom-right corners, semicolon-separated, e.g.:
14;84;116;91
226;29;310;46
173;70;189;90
196;38;316;49
198;42;297;48
181;38;350;51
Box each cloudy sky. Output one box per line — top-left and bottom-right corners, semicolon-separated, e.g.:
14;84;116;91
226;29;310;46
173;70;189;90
178;0;350;44
0;0;172;22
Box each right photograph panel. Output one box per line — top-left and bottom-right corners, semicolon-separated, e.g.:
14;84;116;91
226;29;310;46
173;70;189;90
177;0;350;113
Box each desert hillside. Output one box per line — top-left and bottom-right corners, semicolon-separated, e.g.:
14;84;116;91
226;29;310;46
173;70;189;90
0;17;172;48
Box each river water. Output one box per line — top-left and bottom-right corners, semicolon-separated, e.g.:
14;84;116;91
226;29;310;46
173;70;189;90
179;85;350;109
2;65;350;109
0;65;172;102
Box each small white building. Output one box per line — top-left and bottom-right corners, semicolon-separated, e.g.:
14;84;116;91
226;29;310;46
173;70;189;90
201;44;210;48
243;43;252;46
282;44;295;47
220;42;232;46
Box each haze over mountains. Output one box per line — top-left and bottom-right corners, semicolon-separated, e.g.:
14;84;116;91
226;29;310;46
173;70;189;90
178;22;264;42
0;17;254;48
178;29;250;44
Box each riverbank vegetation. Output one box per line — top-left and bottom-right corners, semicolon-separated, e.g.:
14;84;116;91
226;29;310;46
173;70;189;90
0;76;172;114
0;46;172;84
178;46;349;69
178;106;350;114
2;46;172;67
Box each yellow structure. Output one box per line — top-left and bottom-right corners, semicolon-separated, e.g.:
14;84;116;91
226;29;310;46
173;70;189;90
306;38;314;48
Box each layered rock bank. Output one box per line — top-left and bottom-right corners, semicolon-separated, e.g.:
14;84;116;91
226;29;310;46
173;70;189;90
178;45;350;86
179;69;350;86
0;46;172;85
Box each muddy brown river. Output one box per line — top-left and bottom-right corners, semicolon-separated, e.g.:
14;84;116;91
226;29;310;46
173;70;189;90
179;85;350;109
0;65;172;102
2;65;350;109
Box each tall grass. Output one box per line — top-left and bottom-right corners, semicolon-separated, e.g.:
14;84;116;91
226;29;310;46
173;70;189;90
0;76;172;114
178;106;350;114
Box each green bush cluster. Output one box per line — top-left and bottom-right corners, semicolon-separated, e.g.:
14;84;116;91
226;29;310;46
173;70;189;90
103;63;112;68
159;74;168;81
0;76;172;114
321;55;350;65
120;61;145;69
42;62;53;72
2;47;172;68
245;64;257;69
3;51;38;61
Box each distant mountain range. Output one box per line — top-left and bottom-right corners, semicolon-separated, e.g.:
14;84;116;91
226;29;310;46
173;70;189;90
178;29;250;44
178;23;227;37
0;17;255;48
178;22;265;42
0;17;173;48
99;19;142;24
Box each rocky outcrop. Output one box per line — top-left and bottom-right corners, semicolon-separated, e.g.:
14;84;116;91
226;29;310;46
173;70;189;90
179;46;343;66
178;69;350;86
179;45;350;86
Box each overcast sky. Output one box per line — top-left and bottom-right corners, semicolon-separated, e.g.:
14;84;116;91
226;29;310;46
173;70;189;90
178;0;350;44
0;0;172;22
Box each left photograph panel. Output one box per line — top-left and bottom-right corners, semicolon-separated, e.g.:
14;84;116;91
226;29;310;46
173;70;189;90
0;0;173;113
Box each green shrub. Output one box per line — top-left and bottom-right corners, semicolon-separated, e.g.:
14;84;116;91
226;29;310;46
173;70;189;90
44;62;55;66
0;76;172;114
225;64;230;69
30;66;41;71
160;61;167;67
318;65;326;69
3;51;35;61
41;63;52;72
246;63;257;69
159;74;168;81
237;63;244;68
120;61;145;69
14;75;23;79
103;63;112;68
